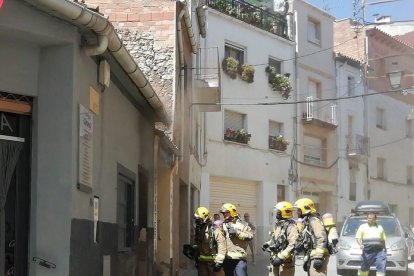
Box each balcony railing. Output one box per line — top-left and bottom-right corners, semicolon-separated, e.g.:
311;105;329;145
346;134;370;157
206;0;288;39
303;96;337;127
196;47;221;86
195;47;221;112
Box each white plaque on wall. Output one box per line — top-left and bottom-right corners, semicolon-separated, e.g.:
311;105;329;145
78;104;93;190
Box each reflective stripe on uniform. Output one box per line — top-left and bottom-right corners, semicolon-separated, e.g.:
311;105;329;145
198;255;215;262
227;251;247;260
358;270;369;276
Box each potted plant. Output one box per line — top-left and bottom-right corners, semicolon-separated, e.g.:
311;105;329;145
224;128;251;144
222;57;239;79
235;129;251;143
266;66;292;99
240;64;255;83
269;135;289;151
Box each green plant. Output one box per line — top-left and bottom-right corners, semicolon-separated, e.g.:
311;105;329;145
266;66;292;99
222;57;239;79
240;64;255;83
269;135;289;150
224;128;251;143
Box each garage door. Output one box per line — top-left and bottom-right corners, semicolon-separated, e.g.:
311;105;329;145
209;176;257;220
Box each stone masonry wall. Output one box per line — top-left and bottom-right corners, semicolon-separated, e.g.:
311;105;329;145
85;0;176;122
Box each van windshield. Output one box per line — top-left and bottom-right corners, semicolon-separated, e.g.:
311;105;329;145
341;217;402;237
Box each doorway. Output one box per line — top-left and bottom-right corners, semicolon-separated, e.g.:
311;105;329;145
1;111;31;276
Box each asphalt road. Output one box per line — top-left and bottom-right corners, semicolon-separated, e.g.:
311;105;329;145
247;253;414;275
182;253;414;275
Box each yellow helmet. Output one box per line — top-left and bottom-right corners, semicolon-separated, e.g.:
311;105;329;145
220;203;238;217
274;201;294;219
293;198;316;215
194;207;210;223
322;213;335;226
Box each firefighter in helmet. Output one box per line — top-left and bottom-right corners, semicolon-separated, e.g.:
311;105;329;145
293;198;329;276
220;203;253;276
262;201;298;276
190;207;226;276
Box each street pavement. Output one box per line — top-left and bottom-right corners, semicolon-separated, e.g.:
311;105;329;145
182;253;414;275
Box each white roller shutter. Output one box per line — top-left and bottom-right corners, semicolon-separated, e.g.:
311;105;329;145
209;176;257;220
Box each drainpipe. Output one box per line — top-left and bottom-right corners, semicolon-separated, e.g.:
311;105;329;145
177;7;186;160
177;0;198;54
29;0;171;126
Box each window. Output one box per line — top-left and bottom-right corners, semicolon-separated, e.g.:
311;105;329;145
349;168;356;201
377;158;386;180
376;108;386;129
347;76;355;96
348;115;353;136
307;18;321;45
406;119;413;138
225;44;244;64
407;166;413;185
268;57;282;74
303;135;326;166
269;121;284;137
117;166;136;251
224;110;246;131
277;185;285;202
308;79;322;99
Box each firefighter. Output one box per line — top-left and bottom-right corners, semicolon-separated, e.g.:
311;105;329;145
262;201;298;276
322;213;339;254
355;212;386;276
193;207;226;276
220;203;254;276
293;198;330;276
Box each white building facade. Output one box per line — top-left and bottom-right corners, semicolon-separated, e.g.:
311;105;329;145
291;0;338;215
199;1;296;247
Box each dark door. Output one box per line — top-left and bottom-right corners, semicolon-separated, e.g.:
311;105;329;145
1;111;31;276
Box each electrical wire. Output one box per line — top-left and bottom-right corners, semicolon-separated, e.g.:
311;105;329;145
187;37;357;70
192;88;407;106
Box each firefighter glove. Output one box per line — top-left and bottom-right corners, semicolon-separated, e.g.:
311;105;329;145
271;256;284;267
213;262;222;272
262;243;270;251
313;258;323;270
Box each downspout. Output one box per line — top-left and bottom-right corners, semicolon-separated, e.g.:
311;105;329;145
177;8;186;159
30;0;171;126
177;0;198;54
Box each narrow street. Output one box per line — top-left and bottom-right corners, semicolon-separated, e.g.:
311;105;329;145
182;253;414;275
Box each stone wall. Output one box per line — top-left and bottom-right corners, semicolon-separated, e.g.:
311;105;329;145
85;0;176;120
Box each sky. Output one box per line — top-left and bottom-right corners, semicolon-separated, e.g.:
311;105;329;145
306;0;414;22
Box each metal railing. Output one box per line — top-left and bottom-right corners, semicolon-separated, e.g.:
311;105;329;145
304;96;337;126
346;134;370;156
206;0;288;39
195;47;221;87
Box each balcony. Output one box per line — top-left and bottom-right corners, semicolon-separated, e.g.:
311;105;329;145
206;0;289;39
346;134;370;159
302;96;337;129
194;47;221;112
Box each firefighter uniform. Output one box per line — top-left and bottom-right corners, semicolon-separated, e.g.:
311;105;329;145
263;201;298;276
194;207;226;276
355;215;386;276
220;203;254;276
294;198;330;276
